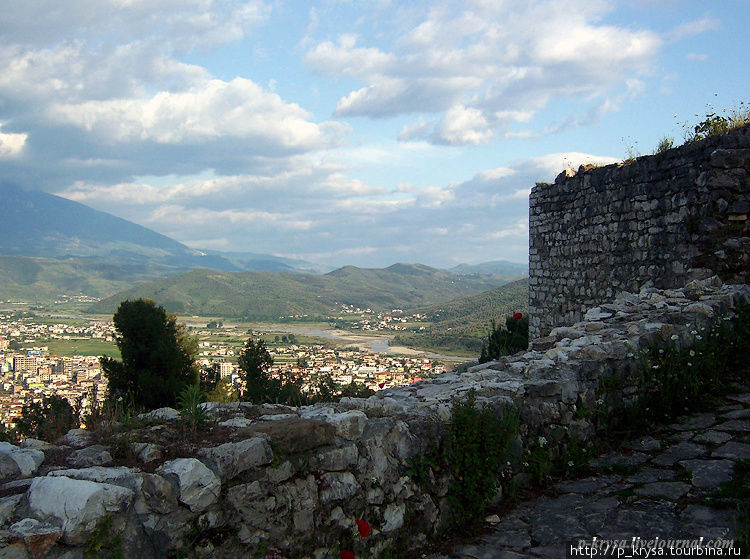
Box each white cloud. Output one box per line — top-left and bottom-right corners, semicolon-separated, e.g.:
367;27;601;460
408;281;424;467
667;17;720;42
477;167;515;181
1;1;270;51
434;105;493;145
524;152;621;177
56;146;620;267
47;78;339;150
0;126;27;158
305;0;663;145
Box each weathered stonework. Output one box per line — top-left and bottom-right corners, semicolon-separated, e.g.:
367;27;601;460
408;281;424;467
529;126;750;339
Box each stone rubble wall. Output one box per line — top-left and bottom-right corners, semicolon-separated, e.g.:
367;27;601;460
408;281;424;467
1;278;748;559
529;126;750;340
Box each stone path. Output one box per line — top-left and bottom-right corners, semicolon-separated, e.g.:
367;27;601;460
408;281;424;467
428;391;750;559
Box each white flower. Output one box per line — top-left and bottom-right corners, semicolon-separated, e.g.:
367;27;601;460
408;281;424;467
652;365;659;369
689;350;695;357
596;398;604;406
690;330;698;335
688;362;692;367
671;334;679;340
696;335;702;340
627;352;634;358
568;461;574;467
538;436;548;447
659;349;664;354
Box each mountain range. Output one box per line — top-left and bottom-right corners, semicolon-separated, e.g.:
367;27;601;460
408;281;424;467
0;183;324;275
0;185;528;319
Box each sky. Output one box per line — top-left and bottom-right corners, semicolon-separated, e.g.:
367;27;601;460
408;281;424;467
1;0;748;269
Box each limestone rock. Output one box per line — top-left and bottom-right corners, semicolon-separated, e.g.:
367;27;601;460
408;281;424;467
63;429;94;449
26;475;133;545
382;503;405;533
131;442;162;463
319;472;359;503
237;418;335;453
0;444;44;482
157;458;220;513
48;466;177;515
197;437;272;481
66;445;112;468
0;494;22;526
138;407;181;422
8;518;61;556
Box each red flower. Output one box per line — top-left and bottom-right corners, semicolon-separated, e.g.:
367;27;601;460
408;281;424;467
340;551;355;559
356;519;371;538
513;312;523;320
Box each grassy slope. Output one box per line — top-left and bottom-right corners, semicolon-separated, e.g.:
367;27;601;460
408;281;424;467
0;255;188;302
86;264;514;318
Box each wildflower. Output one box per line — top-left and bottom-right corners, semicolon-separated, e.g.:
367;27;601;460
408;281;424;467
688;362;692;367
659;349;664;354
670;334;679;340
568;461;574;468
627;352;634;358
538;436;547;447
356;519;371;538
513;312;523;320
340;551;355;559
596;398;604;406
696;335;702;340
691;330;698;335
652;365;659;369
689;350;695;357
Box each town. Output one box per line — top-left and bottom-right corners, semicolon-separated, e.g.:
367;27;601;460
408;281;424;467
0;312;446;430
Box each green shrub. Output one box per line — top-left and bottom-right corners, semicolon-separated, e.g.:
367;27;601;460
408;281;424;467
15;395;79;442
479;313;529;363
654;136;674;154
444;389;519;528
177;384;207;432
684;101;749;142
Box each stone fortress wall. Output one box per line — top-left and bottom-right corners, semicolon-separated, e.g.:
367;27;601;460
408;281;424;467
1;128;749;558
529;126;750;339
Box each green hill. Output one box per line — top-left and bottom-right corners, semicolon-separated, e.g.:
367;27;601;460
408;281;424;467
86;264;511;319
0;255;187;304
393;278;529;354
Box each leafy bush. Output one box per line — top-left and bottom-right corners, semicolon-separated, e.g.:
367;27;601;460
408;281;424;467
444;389;519;528
654;136;674;154
683;101;749;142
15;395;79;442
479;313;529;363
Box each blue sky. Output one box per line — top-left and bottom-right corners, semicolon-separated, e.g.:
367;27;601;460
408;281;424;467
1;0;748;269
